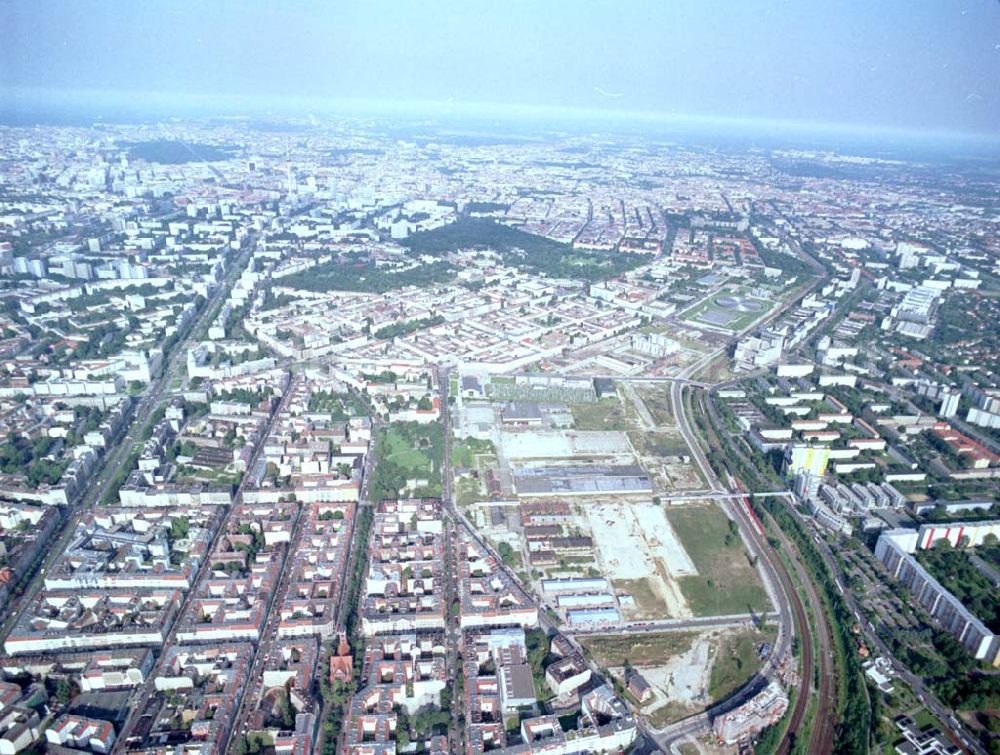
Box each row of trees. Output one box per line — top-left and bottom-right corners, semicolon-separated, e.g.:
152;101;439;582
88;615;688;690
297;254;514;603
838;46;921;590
925;428;976;470
756;497;873;754
374;315;444;341
316;506;373;754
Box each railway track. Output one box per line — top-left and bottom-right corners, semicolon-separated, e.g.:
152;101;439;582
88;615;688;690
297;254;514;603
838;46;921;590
764;507;836;755
695;389;835;754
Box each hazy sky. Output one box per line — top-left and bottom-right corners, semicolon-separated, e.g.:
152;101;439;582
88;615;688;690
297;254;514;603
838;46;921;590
2;0;999;136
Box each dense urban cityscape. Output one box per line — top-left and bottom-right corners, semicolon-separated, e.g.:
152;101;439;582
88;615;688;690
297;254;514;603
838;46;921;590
0;110;994;755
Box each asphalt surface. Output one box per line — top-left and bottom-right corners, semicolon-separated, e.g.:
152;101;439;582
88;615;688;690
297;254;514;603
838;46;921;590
437;365;467;754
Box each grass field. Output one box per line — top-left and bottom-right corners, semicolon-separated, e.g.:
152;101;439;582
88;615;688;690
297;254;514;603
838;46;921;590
383;423;440;473
709;628;774;701
698;352;739;384
648;702;695;729
613;577;668;618
629;430;689;458
571;398;629;431
579;632;699;667
456;475;487;506
666;504;770;616
174;466;241;489
636;385;674;426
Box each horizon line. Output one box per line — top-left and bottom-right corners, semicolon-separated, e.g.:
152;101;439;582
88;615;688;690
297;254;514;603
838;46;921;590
3;86;999;146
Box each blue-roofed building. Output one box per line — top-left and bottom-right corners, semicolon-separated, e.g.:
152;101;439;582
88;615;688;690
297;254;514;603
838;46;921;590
567;607;620;626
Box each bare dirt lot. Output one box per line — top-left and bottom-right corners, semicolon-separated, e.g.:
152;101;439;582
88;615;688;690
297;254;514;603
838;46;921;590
584;500;696;619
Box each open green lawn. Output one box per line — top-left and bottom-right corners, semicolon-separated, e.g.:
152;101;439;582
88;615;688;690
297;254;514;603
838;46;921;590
709;628;774;701
910;708;946;731
679;288;771;333
386;445;430;471
677;293;718;323
666;504;771;616
571;398;629;431
579;631;699;667
383;424;441;474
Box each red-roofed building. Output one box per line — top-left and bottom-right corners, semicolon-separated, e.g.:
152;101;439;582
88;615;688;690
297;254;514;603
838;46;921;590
931;422;1000;469
330;630;353;686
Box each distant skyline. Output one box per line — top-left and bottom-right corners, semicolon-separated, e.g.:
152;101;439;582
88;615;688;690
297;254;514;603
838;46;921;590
2;0;999;138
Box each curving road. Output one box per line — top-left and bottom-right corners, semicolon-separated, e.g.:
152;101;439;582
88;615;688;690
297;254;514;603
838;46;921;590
659;380;834;754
